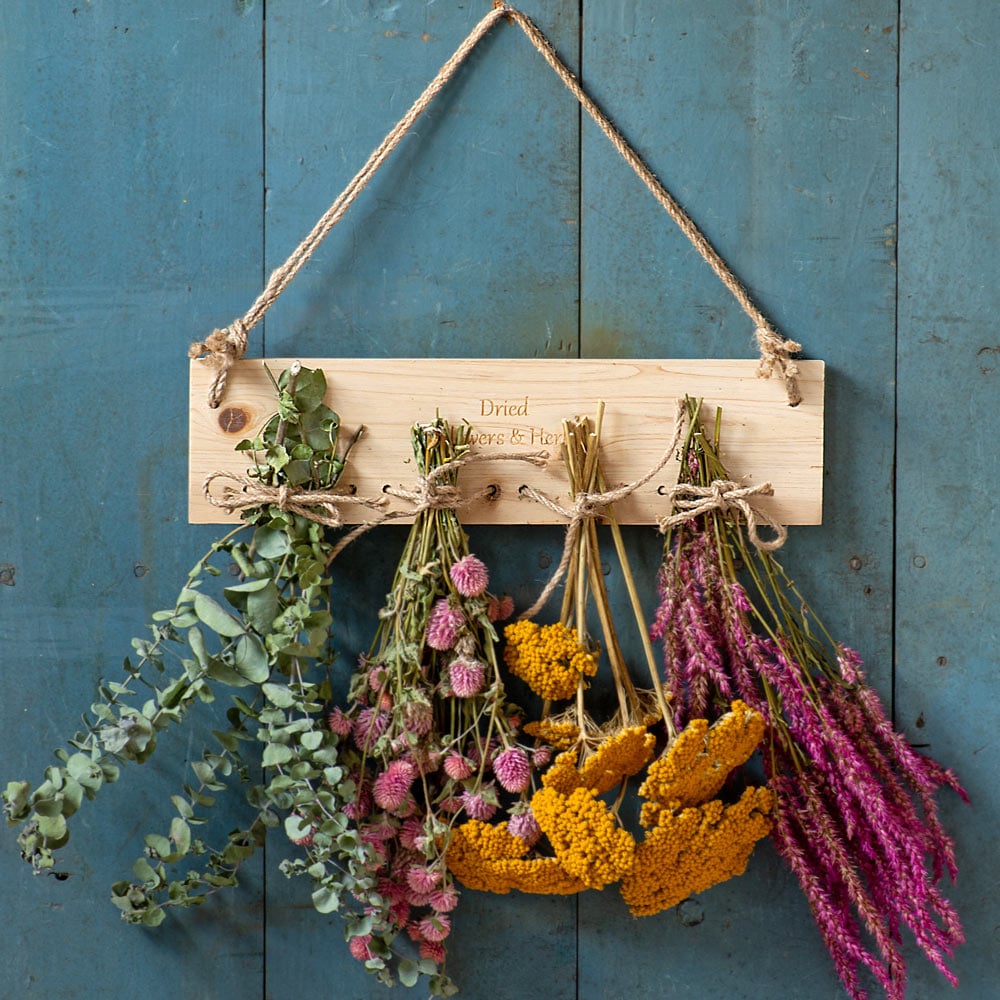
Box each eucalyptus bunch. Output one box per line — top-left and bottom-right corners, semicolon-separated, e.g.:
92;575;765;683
652;397;967;1000
4;365;361;927
280;417;532;997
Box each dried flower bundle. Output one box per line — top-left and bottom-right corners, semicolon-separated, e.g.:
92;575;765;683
281;417;533;997
653;397;968;1000
4;365;363;925
452;407;773;912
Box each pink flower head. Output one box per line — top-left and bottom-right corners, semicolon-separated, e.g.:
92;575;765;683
426;599;464;651
403;701;434;737
836;644;864;684
390;899;412;928
487;594;515;622
419;940;446;964
460;788;498;821
361;817;397;845
353;707;389;750
449;658;486;698
443;752;475;780
438;796;463;814
507;810;542;847
368;663;390;691
342;780;373;820
493;746;532;793
373;759;417;811
348;934;375;962
417;913;452;943
398;817;425;851
406;865;442;895
377;877;410;905
429;885;459;913
532;746;553;769
327;706;354;736
449;554;490;597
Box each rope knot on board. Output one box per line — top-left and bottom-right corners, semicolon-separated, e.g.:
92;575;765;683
658;480;788;551
189;319;249;409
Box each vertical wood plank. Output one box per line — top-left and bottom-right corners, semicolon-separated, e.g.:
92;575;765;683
0;3;265;996
579;2;899;996
259;4;582;997
896;3;999;995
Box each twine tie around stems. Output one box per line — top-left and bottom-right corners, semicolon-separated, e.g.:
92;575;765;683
191;3;802;408
658;480;788;551
203;470;386;529
325;449;549;562
519;401;687;619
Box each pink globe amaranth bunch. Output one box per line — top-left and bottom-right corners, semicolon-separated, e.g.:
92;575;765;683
419;940;446;964
353;707;390;750
493;746;532;793
426;599;465;651
341;779;373;821
449;554;489;597
449;657;486;698
401;700;433;738
428;885;459;913
398;817;426;851
373;759;417;811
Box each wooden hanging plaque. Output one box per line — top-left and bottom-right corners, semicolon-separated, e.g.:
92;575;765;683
190;357;824;526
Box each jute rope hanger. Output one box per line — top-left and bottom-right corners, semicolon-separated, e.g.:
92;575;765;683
190;2;803;408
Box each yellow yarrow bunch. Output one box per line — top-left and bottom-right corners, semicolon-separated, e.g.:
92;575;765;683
639;700;765;824
620;785;774;916
502;619;598;701
446;819;587;896
579;725;657;796
523;718;580;750
530;785;636;889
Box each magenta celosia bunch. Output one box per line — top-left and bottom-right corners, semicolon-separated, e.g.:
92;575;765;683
652;399;967;1000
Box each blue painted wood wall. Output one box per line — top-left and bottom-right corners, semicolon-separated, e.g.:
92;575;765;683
2;2;996;997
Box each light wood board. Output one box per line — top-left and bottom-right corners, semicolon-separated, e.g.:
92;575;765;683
189;358;824;525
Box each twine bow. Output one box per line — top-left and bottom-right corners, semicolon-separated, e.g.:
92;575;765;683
203;470;386;528
659;480;788;551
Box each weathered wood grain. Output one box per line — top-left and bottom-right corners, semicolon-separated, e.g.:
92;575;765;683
0;2;266;997
578;2;901;998
895;2;1000;996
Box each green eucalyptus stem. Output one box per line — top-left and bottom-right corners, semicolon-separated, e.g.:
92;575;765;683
4;366;357;930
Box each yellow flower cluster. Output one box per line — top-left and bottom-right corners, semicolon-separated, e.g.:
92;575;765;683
639;700;765;824
503;619;598;701
446;819;587;896
540;749;585;794
579;725;657;795
448;705;770;908
531;785;636;889
620;785;774;916
524;718;580;750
